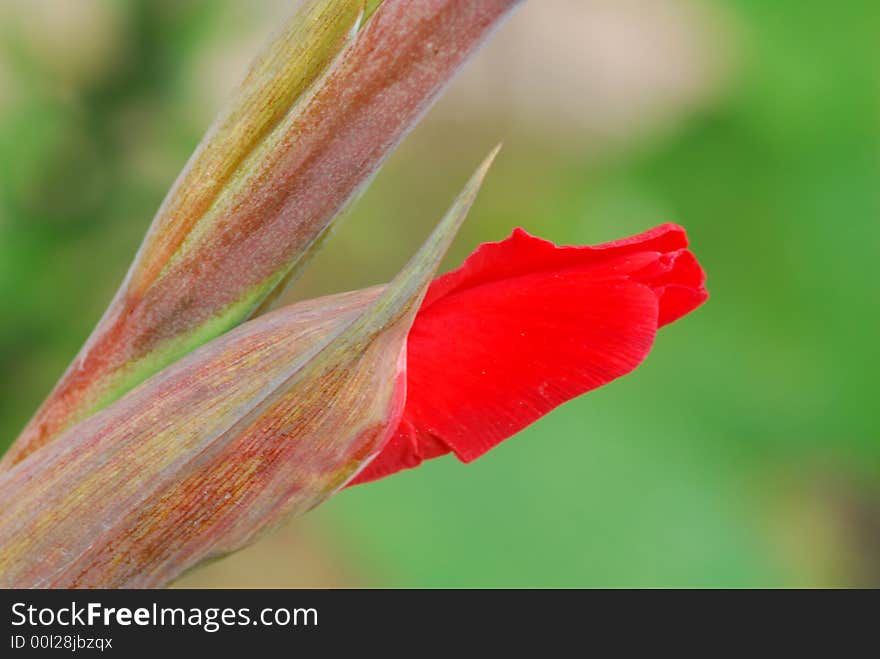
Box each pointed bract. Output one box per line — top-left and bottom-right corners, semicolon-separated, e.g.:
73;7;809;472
4;0;521;469
0;153;495;588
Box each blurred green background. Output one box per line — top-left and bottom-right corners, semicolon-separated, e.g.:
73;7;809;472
1;0;878;587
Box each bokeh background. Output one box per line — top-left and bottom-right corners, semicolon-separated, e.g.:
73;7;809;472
1;0;878;587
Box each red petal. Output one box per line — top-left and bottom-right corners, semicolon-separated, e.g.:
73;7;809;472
350;224;707;485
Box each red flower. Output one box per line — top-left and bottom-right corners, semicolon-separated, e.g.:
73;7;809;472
353;223;708;485
0;209;707;588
